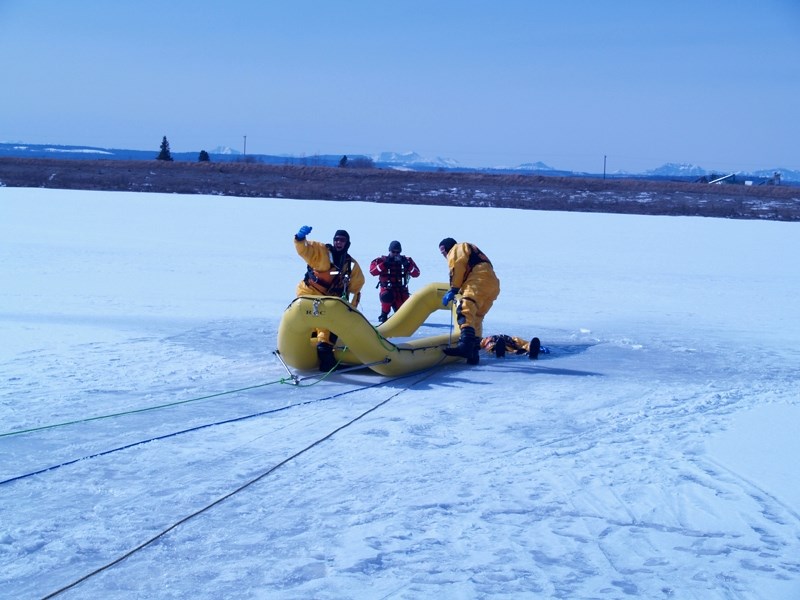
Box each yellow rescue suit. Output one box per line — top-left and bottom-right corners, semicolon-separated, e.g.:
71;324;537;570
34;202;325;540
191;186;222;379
480;335;531;354
444;241;500;337
294;237;364;345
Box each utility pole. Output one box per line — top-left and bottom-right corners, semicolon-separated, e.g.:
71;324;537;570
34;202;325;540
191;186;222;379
243;135;247;157
603;155;607;180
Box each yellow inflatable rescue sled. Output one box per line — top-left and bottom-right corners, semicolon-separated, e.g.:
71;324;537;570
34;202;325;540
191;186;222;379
277;282;463;376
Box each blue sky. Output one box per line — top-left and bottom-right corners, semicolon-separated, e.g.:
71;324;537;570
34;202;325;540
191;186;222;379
1;0;798;173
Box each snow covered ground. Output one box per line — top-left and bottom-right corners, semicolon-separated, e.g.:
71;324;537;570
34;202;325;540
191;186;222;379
1;187;799;599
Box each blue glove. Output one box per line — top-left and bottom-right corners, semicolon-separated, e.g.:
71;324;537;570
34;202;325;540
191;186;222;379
442;288;457;307
296;225;312;240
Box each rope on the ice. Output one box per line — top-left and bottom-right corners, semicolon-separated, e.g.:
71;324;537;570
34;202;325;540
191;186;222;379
0;362;361;439
0;379;290;439
0;368;423;486
41;366;443;599
4;311;455;440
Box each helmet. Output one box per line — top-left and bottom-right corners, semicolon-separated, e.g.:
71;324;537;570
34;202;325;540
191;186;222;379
439;237;457;254
389;240;402;253
332;229;351;251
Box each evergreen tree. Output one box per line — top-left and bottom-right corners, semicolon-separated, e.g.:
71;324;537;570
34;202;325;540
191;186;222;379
339;155;348;168
198;150;210;162
156;136;173;161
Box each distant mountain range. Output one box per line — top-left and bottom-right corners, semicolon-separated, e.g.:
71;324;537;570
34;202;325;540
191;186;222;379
1;142;797;183
640;162;795;182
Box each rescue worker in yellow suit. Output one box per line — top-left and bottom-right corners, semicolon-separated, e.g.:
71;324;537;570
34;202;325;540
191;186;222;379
439;237;500;366
480;335;542;359
294;225;365;371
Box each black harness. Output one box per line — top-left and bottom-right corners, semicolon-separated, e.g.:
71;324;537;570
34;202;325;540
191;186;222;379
304;247;354;298
375;256;411;290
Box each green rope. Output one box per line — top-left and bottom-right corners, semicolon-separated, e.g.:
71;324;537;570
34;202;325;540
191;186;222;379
3;309;453;439
1;355;400;437
0;379;288;439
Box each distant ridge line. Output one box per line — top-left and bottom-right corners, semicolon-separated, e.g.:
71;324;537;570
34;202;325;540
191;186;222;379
1;141;797;182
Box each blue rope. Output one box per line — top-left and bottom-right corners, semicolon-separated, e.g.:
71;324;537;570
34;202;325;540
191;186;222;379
40;366;444;599
0;368;435;487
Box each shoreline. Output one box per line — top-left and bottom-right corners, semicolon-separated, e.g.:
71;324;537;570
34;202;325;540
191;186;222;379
2;157;798;221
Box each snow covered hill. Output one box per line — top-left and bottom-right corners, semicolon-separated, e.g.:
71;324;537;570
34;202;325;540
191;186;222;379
373;151;461;170
1;188;799;599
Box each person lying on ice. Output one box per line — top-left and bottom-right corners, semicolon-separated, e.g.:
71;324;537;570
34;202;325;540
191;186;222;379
438;237;500;366
293;226;365;371
369;240;421;323
480;335;543;359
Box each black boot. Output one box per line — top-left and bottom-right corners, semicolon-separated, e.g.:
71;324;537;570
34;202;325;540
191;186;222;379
467;339;480;365
528;337;541;360
378;311;388;323
443;326;479;365
317;342;337;372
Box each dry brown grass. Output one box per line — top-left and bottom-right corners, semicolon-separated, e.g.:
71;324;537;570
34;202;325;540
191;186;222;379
2;157;798;220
